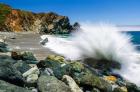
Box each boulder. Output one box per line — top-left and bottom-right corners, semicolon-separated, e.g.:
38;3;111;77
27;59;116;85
14;60;31;74
92;88;101;92
22;66;40;78
40;68;54;76
113;87;128;92
83;58;121;73
0;80;32;92
126;82;140;92
0;42;9;52
40;37;48;45
62;75;83;92
37;75;72;92
0;60;24;86
11;51;38;64
11;51;22;60
0;55;16;63
26;74;38;83
22;66;39;87
37;55;66;68
22;51;38;64
71;68;112;92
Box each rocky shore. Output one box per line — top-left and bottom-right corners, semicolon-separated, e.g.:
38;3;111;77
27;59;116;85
0;2;140;92
0;38;140;92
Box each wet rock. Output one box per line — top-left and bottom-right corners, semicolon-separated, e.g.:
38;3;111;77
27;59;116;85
73;22;80;30
0;42;9;52
11;51;38;64
69;61;85;73
38;55;115;91
40;68;54;76
22;66;39;78
126;82;140;92
0;38;5;42
14;60;31;73
0;60;24;86
83;58;121;72
103;76;117;84
22;66;39;87
32;88;38;92
72;68;112;92
11;51;22;60
0;80;32;92
21;51;38;64
47;55;65;63
113;87;128;92
40;37;48;45
37;75;72;92
92;88;100;92
37;55;66;68
62;75;83;92
0;55;16;63
26;74;38;84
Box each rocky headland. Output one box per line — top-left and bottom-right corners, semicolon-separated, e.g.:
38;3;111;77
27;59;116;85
0;3;78;34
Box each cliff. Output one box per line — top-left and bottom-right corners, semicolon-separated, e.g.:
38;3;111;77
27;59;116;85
0;3;74;34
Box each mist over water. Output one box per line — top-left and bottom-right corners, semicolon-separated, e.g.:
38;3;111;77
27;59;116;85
41;23;140;86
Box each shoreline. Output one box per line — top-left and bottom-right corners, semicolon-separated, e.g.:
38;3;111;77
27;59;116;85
0;32;56;60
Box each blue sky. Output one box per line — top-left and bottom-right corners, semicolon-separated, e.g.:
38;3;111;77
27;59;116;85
0;0;140;25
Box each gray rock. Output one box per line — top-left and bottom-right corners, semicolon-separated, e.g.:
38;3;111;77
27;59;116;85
126;82;140;92
22;66;39;87
22;66;40;78
113;87;128;92
62;75;83;92
41;68;54;76
37;75;72;92
14;60;31;74
0;55;16;63
0;60;24;86
0;80;32;92
40;37;48;45
0;42;8;52
92;88;100;92
21;51;38;64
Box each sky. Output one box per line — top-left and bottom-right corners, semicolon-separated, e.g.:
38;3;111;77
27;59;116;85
0;0;140;25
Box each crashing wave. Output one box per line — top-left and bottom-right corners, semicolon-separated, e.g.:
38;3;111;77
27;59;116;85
41;23;140;86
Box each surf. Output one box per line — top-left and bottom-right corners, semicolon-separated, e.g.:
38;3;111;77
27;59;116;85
41;23;140;86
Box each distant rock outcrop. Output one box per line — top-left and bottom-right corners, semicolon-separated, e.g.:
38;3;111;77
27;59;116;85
0;3;74;34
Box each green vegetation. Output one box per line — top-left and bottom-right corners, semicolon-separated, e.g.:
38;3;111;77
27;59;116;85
0;3;12;25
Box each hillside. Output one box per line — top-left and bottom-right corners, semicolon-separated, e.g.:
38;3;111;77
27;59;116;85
0;3;75;34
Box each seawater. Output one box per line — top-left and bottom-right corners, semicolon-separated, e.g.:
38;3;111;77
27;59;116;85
126;31;140;50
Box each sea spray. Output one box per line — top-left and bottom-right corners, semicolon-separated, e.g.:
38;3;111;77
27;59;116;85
41;23;140;86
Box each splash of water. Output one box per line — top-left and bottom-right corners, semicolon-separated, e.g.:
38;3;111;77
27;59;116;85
41;23;140;86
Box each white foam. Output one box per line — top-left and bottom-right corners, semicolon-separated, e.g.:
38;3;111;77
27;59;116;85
41;23;140;86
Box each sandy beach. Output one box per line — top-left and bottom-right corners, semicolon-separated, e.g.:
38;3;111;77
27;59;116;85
0;32;56;60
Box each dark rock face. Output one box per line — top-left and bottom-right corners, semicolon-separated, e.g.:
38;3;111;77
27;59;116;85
37;75;72;92
0;60;25;86
126;82;140;92
0;55;16;63
0;42;9;52
0;80;32;92
0;3;75;34
13;60;31;74
21;51;37;64
83;58;121;73
11;51;38;64
37;55;113;92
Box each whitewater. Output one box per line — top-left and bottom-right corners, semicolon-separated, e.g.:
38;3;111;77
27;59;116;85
41;23;140;86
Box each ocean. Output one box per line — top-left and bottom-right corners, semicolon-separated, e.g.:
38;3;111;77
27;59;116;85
126;31;140;50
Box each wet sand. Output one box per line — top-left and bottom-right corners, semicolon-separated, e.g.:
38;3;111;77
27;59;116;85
0;32;56;60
